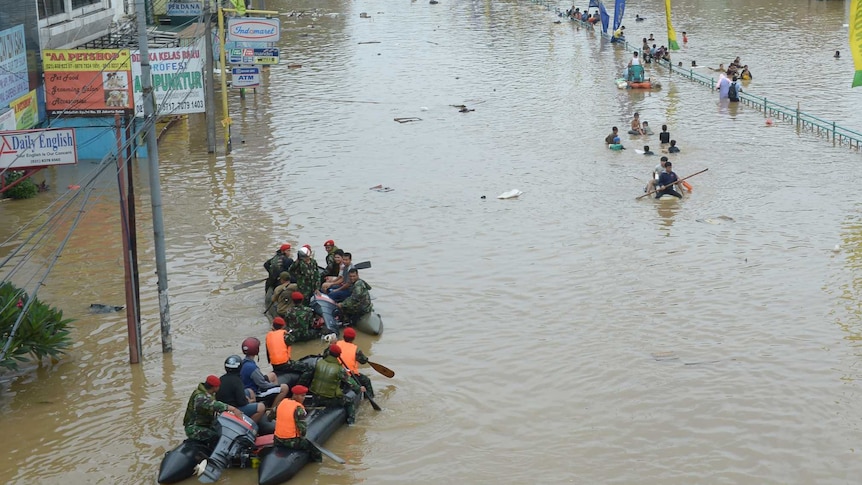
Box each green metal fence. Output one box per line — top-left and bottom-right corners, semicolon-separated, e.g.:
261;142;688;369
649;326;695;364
525;0;862;151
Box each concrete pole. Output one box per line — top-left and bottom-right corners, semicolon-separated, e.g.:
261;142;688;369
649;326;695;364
135;0;172;353
204;1;216;153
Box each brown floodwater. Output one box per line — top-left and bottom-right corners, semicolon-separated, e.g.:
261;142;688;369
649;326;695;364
2;0;862;483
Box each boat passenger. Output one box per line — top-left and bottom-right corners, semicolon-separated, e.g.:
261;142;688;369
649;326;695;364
266;317;314;383
284;292;319;342
605;126;620;145
336;327;374;398
326;252;354;301
668;140;680;153
644;157;668;194
337;269;374;325
656;162;683;199
184;375;243;445
264;244;294;292
659;125;670;144
642;145;655;156
323;240;340;268
740;65;752;80
217;355;266;423
240;337;290;416
289;246;321;305
273;385;323;462
323;250;344;284
310;344;364;425
272;272;297;318
613;25;626;42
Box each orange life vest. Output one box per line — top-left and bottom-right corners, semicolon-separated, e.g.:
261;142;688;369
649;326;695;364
274;399;304;439
337;340;359;374
266;329;291;365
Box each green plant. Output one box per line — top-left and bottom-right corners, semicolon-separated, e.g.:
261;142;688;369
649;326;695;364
4;171;37;200
0;282;73;371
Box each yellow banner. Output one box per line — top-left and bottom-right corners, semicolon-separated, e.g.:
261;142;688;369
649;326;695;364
665;0;680;50
10;90;36;129
851;0;862;87
43;49;131;72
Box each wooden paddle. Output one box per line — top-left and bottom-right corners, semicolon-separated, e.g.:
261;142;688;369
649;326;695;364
233;277;266;291
368;361;395;378
307;438;347;464
636;168;708;200
337;356;382;411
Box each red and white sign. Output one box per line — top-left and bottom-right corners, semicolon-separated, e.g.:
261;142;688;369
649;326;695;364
0;129;78;169
227;17;280;42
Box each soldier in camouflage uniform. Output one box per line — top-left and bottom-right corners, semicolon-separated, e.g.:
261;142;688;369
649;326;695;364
273;385;322;462
338;269;373;325
283;291;320;342
264;244;293;293
288;247;321;305
323;240;339;268
310;345;364;425
183;375;243;444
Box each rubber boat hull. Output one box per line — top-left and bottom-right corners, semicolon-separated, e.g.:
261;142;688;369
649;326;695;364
257;397;355;485
157;440;211;484
356;312;383;336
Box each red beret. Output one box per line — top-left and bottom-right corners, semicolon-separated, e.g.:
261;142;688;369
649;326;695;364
324;240;335;246
291;291;304;301
328;344;342;356
272;317;285;328
291;385;308;395
302;244;311;250
279;243;291;252
205;375;220;387
343;328;356;339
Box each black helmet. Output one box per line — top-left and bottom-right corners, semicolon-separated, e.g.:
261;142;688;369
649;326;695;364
224;354;242;372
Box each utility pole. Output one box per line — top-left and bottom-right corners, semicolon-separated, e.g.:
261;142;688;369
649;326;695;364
135;0;172;353
115;113;141;364
204;0;216;153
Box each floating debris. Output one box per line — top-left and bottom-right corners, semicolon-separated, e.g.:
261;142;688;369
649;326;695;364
394;117;422;123
369;184;394;193
497;189;522;199
90;303;125;314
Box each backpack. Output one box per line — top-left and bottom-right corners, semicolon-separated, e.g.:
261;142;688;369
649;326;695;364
728;82;738;100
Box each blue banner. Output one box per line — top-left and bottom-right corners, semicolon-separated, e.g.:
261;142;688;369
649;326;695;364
598;1;610;33
613;0;626;32
589;0;600;8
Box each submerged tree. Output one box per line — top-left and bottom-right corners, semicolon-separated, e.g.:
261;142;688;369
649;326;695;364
0;282;73;371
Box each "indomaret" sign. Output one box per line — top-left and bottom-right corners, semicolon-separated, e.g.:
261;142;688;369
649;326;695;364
0;128;77;169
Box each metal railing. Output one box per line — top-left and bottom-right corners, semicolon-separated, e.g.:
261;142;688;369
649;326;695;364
526;1;862;151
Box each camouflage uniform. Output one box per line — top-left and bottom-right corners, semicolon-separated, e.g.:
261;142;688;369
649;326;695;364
284;304;319;342
325;245;340;268
340;279;373;322
273;405;322;462
183;383;229;443
288;258;321;305
264;253;292;292
310;355;361;424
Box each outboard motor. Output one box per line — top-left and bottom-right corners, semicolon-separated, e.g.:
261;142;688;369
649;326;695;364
195;413;258;483
310;291;342;337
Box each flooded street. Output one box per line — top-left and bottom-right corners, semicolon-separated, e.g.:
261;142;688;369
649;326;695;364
3;0;862;483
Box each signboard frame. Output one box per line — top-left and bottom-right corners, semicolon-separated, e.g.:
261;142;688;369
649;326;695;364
0;128;77;169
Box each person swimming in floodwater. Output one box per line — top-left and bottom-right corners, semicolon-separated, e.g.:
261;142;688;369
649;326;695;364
691;60;697;67
635;14;645;21
835;50;840;59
